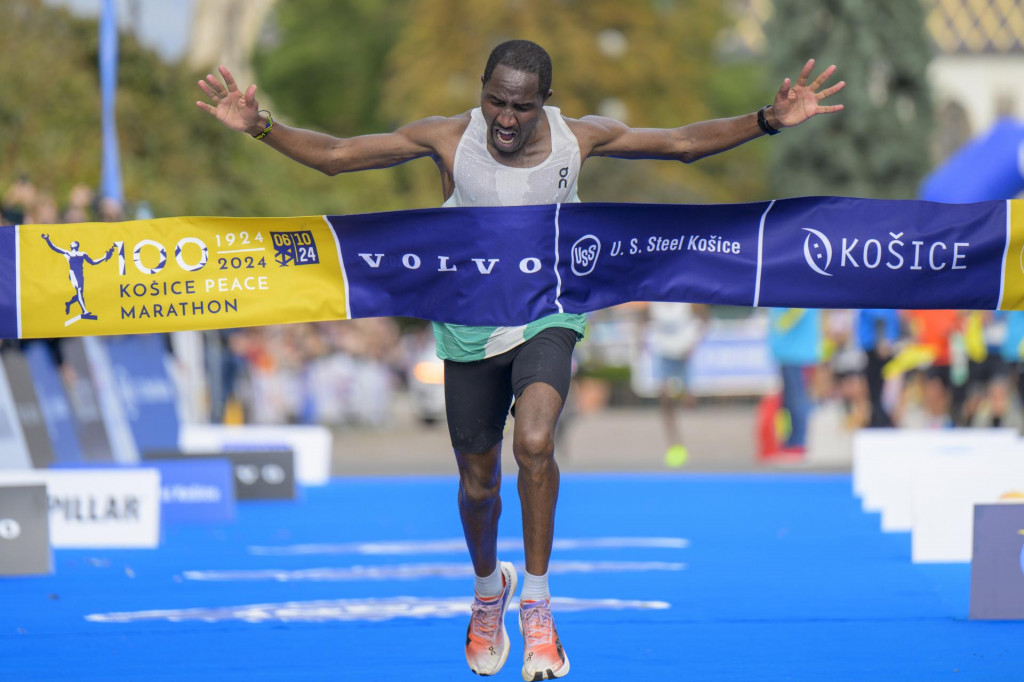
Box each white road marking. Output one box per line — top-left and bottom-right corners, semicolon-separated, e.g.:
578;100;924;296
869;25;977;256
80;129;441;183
86;596;671;624
182;560;686;583
247;536;689;556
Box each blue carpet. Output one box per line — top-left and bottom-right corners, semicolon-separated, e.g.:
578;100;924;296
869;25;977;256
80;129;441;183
1;473;1021;681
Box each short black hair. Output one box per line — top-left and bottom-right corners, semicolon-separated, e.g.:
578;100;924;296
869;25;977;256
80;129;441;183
483;40;552;95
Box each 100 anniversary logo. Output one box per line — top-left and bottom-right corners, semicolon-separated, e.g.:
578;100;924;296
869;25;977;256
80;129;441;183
21;217;348;338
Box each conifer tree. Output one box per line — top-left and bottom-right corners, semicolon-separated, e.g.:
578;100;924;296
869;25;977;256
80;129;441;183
766;0;933;199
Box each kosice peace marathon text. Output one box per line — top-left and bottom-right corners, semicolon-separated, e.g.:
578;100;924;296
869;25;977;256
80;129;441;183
116;229;318;320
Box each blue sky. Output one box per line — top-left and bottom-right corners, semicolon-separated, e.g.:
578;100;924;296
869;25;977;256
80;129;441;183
44;0;195;61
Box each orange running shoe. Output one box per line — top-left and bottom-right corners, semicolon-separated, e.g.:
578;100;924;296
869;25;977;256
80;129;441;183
465;561;517;676
518;598;570;680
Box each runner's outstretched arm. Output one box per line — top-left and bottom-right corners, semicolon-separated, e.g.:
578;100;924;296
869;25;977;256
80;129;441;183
574;59;844;163
196;65;456;175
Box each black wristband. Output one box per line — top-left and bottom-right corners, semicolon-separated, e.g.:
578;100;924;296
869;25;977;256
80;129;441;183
757;105;780;135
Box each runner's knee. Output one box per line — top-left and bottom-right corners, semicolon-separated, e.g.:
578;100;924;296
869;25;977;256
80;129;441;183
458;449;501;505
513;428;555;464
460;469;501;506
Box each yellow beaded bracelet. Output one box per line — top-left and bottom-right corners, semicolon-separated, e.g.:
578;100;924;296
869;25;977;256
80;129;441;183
253;110;273;140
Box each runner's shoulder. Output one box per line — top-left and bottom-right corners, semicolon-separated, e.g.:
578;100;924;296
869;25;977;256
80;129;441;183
563;114;628;155
399;111;472;147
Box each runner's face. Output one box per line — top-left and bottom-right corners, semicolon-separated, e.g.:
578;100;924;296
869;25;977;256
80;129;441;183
480;65;550;155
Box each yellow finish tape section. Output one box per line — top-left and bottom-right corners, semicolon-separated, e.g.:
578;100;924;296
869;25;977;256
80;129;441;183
19;216;348;338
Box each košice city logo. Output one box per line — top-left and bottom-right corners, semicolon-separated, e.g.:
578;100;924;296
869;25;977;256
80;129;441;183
802;228;833;277
800;228;969;276
571;235;601;276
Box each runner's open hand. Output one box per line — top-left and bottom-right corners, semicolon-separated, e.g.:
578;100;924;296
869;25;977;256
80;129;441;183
196;65;264;135
769;59;845;129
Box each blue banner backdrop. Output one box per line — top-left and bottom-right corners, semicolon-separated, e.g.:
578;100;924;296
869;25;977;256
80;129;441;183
103;335;179;455
1;197;1017;338
23;341;84;464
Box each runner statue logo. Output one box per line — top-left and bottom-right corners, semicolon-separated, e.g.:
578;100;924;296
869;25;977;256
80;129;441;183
41;234;116;324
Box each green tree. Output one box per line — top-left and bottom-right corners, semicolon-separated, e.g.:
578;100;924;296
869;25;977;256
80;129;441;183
0;0;396;220
766;0;933;199
252;0;408;136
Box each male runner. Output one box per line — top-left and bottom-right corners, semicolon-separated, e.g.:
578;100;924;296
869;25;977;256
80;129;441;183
197;40;843;680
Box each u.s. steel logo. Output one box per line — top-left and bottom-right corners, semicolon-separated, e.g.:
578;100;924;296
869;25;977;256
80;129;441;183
571;235;601;276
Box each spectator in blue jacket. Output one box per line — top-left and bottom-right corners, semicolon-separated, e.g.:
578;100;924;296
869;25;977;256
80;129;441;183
769;308;823;452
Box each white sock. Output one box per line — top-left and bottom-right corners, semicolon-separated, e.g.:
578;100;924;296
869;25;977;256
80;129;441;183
474;563;503;599
520;570;550;602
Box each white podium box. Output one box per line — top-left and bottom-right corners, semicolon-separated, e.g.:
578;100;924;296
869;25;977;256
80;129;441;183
912;452;1024;563
881;436;1023;533
0;469;161;548
852;428;1018;522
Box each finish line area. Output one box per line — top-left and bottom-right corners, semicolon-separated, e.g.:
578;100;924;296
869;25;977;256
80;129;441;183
2;473;1020;681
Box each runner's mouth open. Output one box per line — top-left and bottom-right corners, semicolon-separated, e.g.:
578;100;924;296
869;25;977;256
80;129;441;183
493;126;518;150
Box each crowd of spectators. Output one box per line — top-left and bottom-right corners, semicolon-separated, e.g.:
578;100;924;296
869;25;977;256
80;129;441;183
211;319;407;427
1;176;126;225
777;308;1024;453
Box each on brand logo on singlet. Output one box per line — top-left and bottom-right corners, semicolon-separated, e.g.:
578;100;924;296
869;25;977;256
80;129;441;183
558;167;570;189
